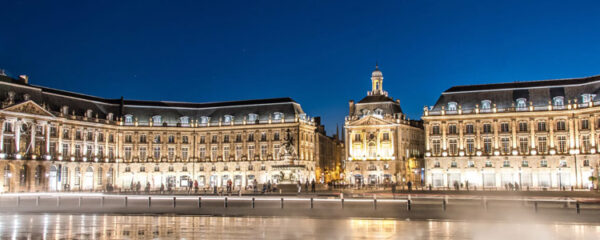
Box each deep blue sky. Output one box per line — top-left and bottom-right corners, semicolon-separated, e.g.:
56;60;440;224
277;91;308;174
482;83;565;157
2;1;600;135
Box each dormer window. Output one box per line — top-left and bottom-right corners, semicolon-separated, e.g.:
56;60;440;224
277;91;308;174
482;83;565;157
553;96;564;107
516;98;527;110
180;116;190;126
124;114;133;125
361;109;371;116
152;115;162;125
85;109;93;118
447;102;457;111
107;113;114;121
273;112;283;121
200;116;209;124
298;113;307;120
481;100;491;110
582;93;596;103
61;106;69;115
374;108;384;116
223;115;233;124
248;113;258;123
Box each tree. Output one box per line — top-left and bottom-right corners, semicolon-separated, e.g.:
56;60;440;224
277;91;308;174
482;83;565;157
588;176;598;191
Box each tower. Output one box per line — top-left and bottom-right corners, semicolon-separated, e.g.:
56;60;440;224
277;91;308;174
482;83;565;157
369;64;386;96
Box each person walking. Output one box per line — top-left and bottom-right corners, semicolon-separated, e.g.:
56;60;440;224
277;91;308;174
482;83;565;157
407;181;412;192
297;181;302;194
160;183;165;194
253;179;258;194
311;179;316;193
194;180;199;194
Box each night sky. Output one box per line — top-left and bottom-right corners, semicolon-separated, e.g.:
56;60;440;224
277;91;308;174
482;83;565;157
2;1;600;135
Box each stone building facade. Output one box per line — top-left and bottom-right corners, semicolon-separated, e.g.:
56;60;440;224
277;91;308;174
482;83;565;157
314;117;344;183
0;74;319;193
423;75;600;189
344;66;424;186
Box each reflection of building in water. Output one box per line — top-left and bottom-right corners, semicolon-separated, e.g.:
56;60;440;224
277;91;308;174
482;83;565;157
423;75;600;189
0;73;319;192
344;66;425;186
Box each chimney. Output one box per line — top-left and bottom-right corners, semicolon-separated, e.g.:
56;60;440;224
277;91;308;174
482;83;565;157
19;75;29;84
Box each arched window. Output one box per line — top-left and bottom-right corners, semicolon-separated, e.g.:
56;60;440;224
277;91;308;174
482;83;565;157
97;167;103;186
124;114;133;125
152;115;162;125
447;102;458;111
481;100;491;110
34;165;43;186
19;165;28;187
553;96;564;107
368;142;377;158
107;168;114;185
516;98;527;110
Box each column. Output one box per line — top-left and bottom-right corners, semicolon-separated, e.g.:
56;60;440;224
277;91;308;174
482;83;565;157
45;123;51;155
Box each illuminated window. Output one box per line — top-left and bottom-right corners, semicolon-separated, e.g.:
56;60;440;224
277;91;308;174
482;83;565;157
223;115;233;124
516;98;527;110
124;114;133;125
180;116;190;126
553;96;564;107
447;102;457;111
152;115;162;125
481;100;491;110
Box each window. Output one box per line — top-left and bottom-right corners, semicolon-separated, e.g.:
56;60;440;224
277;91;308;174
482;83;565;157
248;113;258;123
75;145;81;157
97;168;103;185
248;145;255;158
465;124;474;134
500;123;509;133
584;159;590;167
140;166;146;172
248;133;254;142
273;144;280;159
199;146;206;159
518;122;528;132
559;160;567;167
223;115;233;124
200;116;209;124
124;114;133;125
501;137;510;154
63;129;70;138
483;138;492;155
447;102;457;111
537;121;547;131
582;135;591;153
200;136;206;144
481;100;491;110
434;161;440;168
467;161;474;167
448;124;457;134
124;147;132;161
182;136;189;144
582;93;596;103
273;112;283;121
169;166;174;172
168;147;174;161
212;135;218;143
153;146;161;159
540;160;548;167
581;119;589;130
98;133;104;141
556;120;566;131
519;137;529;154
182;148;189;161
125;135;132;143
223;146;230;160
273;132;280;141
62;144;69;157
553;96;564;107
97;146;103;158
261;132;267;141
432;140;441;155
466;139;474;155
139;147;147;161
154;135;161;143
168;135;175;143
558;136;567;153
235;145;242;159
152;115;162;125
211;146;218;161
502;160;509;167
432;125;440;135
248;165;254;171
180;116;189;126
223;135;229;143
76;130;82;140
485;161;492;167
139;134;147;143
522;160;529;167
448;139;458;155
450;161;457;168
260;145;267;159
538;136;547;154
354;134;361;142
382;132;390;141
374;108;384;116
516;98;527;110
482;123;492;134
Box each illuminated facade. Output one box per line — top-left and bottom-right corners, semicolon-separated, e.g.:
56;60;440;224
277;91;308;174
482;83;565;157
423;75;600;189
0;74;320;193
344;66;424;186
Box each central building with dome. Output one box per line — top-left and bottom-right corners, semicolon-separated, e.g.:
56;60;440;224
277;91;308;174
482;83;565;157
344;66;425;187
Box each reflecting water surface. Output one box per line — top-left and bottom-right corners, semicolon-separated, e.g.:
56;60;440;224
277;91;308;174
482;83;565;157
0;214;597;239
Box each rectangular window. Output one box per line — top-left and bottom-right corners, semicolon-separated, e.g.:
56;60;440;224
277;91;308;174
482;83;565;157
448;125;457;134
139;147;147;161
168;147;174;160
223;135;230;143
482;124;492;134
273;132;280;141
538;137;547;154
261;133;267;141
556;120;566;131
62;144;69;157
98;146;103;158
182;136;189;144
154;135;161;143
200;136;205;144
211;146;218;161
448;139;458;155
235;145;242;159
466;139;474;155
236;134;242;142
518;122;528;132
582;135;591;153
500;123;509;133
483;138;492;154
260;145;268;159
182;147;188;161
558;136;567;153
124;147;132;161
139;135;147;143
248;145;255;159
153;146;161;159
432;140;441;155
125;135;132;143
432;125;440;135
248;133;254;142
199;146;206;159
582;119;590;130
108;147;114;159
519;137;529;154
273;144;280;160
465;124;474;134
501;137;510;154
75;145;81;157
537;121;547;132
223;146;230;160
354;134;361;141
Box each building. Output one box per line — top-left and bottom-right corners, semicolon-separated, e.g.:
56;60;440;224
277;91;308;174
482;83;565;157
344;66;425;186
0;73;320;193
423;75;600;190
314;118;344;183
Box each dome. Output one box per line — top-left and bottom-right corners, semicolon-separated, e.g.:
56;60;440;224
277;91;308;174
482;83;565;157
372;65;382;77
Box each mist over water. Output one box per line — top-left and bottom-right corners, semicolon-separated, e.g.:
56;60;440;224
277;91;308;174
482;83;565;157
0;214;597;239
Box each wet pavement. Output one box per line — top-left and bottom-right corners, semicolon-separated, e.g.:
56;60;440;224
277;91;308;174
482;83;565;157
0;213;598;239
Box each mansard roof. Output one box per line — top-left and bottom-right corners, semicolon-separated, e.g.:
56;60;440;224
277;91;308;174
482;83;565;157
431;74;600;111
0;74;305;125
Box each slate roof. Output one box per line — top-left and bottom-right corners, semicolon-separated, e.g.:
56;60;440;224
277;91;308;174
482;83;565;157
0;74;305;125
432;74;600;111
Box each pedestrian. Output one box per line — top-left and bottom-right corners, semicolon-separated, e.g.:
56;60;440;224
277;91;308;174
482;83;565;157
297;181;302;194
253;179;258;193
145;182;150;194
213;185;218;195
305;180;309;192
407;181;412;192
311;179;316;193
160;183;165;194
267;181;272;192
194;180;199;194
262;184;266;194
391;181;396;193
136;181;141;194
